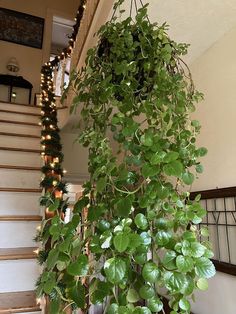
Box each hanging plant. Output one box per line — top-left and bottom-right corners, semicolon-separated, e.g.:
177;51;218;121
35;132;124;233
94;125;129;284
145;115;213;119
37;1;215;313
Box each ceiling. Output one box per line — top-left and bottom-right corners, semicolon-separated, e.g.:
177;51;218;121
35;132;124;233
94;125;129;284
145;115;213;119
121;0;236;63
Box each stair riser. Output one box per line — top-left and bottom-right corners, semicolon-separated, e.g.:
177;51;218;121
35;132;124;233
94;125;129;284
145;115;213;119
0;260;39;292
0;135;40;150
0;150;41;167
0;102;40;114
0;192;41;215
0;169;41;189
0;112;40;124
19;312;42;314
0;122;40;136
0;222;40;248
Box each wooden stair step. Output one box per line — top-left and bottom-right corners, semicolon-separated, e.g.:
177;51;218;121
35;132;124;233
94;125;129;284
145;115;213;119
0;290;40;313
0;215;42;222
0;165;41;171
0;119;40;127
0;109;40;117
0;247;38;260
0;100;42;108
0;147;41;154
0;132;40;139
0;188;41;193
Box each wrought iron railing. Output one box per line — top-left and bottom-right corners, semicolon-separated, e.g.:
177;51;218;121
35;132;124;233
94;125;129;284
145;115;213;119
191;187;236;276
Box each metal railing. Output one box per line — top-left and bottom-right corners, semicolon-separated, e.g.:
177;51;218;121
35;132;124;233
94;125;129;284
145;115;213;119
191;187;236;275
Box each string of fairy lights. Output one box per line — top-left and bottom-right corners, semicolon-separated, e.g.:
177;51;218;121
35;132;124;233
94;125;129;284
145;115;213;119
35;0;87;307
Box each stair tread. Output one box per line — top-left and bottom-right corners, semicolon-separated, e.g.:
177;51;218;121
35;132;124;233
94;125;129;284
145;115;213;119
0;132;40;139
0;119;40;127
0;188;41;193
0;147;41;153
0;290;40;313
0;215;42;221
0;109;40;117
0;165;41;171
0;247;38;260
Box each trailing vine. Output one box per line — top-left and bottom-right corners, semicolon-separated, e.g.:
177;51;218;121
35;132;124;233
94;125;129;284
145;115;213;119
36;1;215;313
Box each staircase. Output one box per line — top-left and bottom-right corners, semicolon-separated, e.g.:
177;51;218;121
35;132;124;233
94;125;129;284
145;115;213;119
0;102;42;313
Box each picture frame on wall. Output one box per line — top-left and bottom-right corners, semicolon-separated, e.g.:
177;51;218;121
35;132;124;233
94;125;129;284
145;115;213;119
0;8;44;49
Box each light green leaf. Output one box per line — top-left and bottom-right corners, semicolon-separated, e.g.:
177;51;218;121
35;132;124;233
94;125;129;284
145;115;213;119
113;232;130;252
163;160;183;177
104;257;126;284
182;171;194;185
195;257;216;279
127;288;140;303
148;297;163;312
142;262;160;283
197;278;209;291
134;213;148;230
179;298;190;311
176;255;193;273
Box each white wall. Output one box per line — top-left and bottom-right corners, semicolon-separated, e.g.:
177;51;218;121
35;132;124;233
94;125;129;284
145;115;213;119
190;25;236;314
61;132;89;184
0;0;78;103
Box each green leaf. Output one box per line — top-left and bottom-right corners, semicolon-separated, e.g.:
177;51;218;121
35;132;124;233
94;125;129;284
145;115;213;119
179;298;190;311
142;164;159;178
116;197;132;217
48;198;60;212
165;272;187;293
155;231;172;247
201;227;209;237
163;151;179;163
196;164;204;173
47;248;59;270
113;232;130;252
96;177;107;193
127;288;140;303
176;255;193;273
141;133;153;147
142;262;160;283
100;230;112;249
68;281;85;308
148;297;163;312
49;298;60;314
163;251;177;270
163;160;183;177
198;147;208;157
133;307;151;314
128;233;142;248
134;213;148;230
197;278;209;291
67;255;89;276
107;304;119;314
139;284;155;299
74;197;89;213
182;171;194;185
195;257;216;278
191;242;206;258
90;280;112;304
150;152;166;165
104;257;126;284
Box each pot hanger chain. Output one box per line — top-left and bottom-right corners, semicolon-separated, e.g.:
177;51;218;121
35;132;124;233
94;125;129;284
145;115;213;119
111;0;148;20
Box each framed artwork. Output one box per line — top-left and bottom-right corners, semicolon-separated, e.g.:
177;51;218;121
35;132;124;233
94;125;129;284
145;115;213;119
0;8;44;49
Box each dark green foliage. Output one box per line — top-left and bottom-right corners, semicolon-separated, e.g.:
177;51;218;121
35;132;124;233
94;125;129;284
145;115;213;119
37;1;215;313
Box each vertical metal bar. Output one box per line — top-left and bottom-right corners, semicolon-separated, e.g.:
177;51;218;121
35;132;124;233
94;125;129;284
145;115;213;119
224;197;231;263
130;0;133;17
214;198;221;261
134;0;138;14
